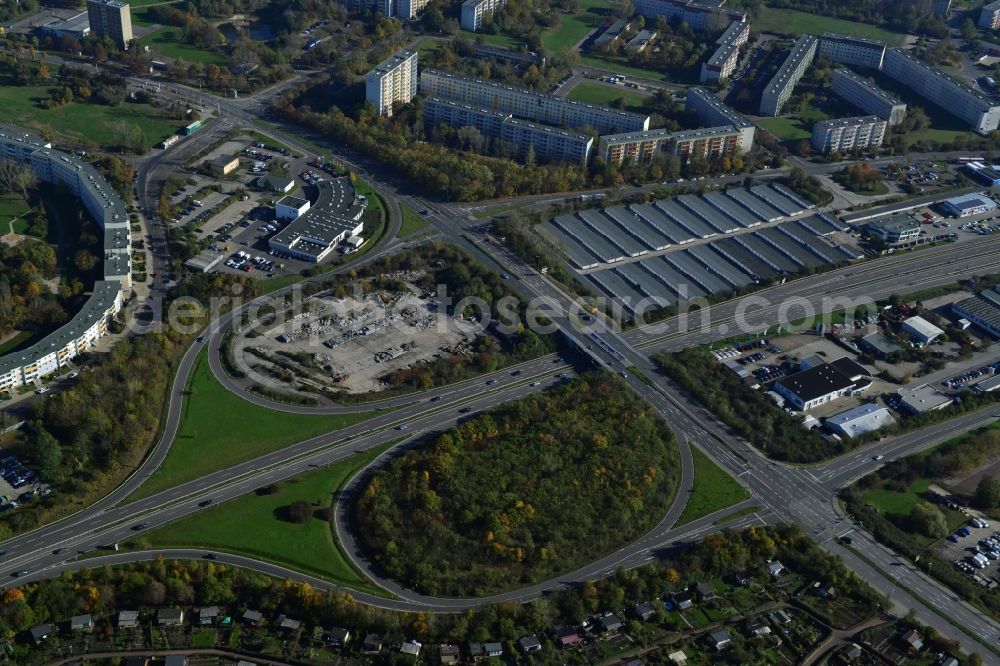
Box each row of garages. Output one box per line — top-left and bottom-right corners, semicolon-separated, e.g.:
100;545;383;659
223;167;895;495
540;184;819;270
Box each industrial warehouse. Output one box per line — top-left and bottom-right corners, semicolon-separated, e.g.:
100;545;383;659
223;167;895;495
538;184;864;314
268;177;366;262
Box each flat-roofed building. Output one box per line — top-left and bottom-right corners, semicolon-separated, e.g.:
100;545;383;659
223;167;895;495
810;115;886;154
461;0;506;31
901;315;945;344
826;403;895;438
865;213;920;244
981;0;1000;29
883;48;1000;135
209;154;240;176
38;11;91;40
953;287;1000;338
269;177;365;262
632;0;746;32
593;19;629;50
87;0;132;49
897;383;952;414
819;33;886;70
700;20;750;83
940;191;997;217
831;69;907;125
685;87;755;152
626;29;658;54
669;125;742;159
365;49;418;117
420;69;650;134
759;34;818;116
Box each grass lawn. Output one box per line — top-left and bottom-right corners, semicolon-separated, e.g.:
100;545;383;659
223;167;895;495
0;331;35;356
459;30;526;50
141;445;393;594
542;0;616;52
398;204;433;239
0;83;185;151
566;82;652;113
0;195;30;231
676;448;750;526
864;477;933;519
578;54;671;82
756;116;813;141
139;27;226;64
128;349;381;500
755;7;904;44
839;180;890;196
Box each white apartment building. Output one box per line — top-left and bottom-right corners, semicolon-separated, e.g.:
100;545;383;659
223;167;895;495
810;115;886;154
685;87;756;152
419;69;650;134
632;0;746;32
759;34;818;116
831;68;907;125
818;33;886;70
883;48;1000;135
980;0;1000;29
0;129;130;392
597;128;673;165
365;49;418;117
700;20;749;83
669;125;742;159
461;0;506;31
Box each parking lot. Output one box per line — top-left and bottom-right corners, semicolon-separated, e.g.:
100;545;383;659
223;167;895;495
0;449;50;516
938;516;1000;589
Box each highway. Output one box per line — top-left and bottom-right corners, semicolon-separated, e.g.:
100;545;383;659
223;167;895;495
2;68;1000;662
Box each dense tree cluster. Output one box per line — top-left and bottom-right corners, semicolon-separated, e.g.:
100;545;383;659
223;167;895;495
834;163;884;193
742;0;949;38
355;373;680;596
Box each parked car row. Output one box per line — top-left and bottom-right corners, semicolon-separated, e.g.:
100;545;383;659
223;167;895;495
736;352;766;365
943;361;1000;390
300;170;324;185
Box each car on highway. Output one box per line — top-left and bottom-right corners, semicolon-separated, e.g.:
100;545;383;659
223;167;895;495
11;570;28;577
459;407;472;413
396;424;409;431
198;499;214;507
132;523;149;531
620;371;629;379
204;553;219;560
53;548;67;555
486;379;497;385
429;395;441;402
530;381;540;387
872;455;884;461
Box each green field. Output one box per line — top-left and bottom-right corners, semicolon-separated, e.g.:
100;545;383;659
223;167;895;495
676;448;750;526
755;7;904;44
566;82;652;113
542;0;615;52
139;27;226;64
128;350;381;500
0;195;30;233
756;116;812;141
0;84;185;151
140;445;393;594
578;54;671;82
398;204;433;239
459;30;526;50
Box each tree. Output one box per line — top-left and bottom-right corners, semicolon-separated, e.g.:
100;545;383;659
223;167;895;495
909;501;948;538
32;427;63;480
287;500;313;523
974;476;1000;510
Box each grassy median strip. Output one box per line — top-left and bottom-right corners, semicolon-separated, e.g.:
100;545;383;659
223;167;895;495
133;444;395;597
127;349;381;501
675;448;751;526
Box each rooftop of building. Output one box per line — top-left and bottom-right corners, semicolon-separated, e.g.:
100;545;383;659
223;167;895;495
367;49;416;77
943;191;996;210
763;34;819;96
832;68;904;105
866;212;920;233
686;87;753;128
270;177;363;252
887;48;994;104
716;19;749;45
821;32;886;48
775;361;855;403
671;125;741;140
600;127;675;143
813;115;885;130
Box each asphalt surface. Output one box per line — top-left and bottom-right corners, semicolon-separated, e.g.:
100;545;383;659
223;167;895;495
2;63;1000;661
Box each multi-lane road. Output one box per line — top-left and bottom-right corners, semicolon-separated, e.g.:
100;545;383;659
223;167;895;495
3;73;1000;661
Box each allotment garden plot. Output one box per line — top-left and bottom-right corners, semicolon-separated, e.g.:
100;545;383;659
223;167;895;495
235;276;483;396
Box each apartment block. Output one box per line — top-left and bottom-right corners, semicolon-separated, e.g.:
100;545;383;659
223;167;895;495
631;0;746;32
86;0;132;49
396;0;430;18
669;125;742;159
810;115;887;154
598;128;674;165
981;0;1000;29
423;97;593;165
461;0;506;31
684;87;756;152
759;34;818;116
700;20;749;82
419;69;650;134
365;49;418;117
831;68;907;125
818;32;886;70
883;48;1000;135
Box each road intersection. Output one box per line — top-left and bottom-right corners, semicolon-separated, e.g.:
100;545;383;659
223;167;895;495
2;72;1000;661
